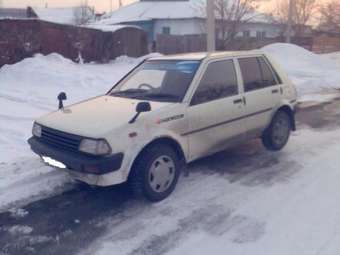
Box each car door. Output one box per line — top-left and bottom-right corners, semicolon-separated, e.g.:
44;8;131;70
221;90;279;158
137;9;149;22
236;56;282;137
184;58;246;161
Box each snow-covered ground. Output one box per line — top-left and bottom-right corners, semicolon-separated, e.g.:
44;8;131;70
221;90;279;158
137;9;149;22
0;43;340;215
0;53;157;210
79;127;340;255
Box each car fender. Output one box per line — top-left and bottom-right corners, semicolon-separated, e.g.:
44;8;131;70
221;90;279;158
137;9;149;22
266;100;296;130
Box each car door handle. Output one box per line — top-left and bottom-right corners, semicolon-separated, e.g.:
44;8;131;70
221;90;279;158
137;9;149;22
272;89;279;94
233;99;243;104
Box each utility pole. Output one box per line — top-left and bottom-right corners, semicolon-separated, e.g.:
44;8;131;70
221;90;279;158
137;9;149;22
110;0;113;13
206;0;215;52
286;0;293;43
119;0;122;8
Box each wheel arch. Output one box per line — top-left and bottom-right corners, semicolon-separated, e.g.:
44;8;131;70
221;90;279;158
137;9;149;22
275;104;296;131
128;136;186;179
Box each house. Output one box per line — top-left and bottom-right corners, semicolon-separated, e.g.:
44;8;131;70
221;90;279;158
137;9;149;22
97;0;285;44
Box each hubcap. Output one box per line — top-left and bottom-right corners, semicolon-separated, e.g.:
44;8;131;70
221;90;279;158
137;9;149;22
272;116;290;146
149;155;176;193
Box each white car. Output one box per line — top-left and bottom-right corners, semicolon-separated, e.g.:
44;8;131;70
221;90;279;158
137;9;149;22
29;51;297;201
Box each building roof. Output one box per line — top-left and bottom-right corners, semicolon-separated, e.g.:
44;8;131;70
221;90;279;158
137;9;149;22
32;7;76;24
99;0;202;24
99;0;271;25
32;7;94;25
0;8;28;19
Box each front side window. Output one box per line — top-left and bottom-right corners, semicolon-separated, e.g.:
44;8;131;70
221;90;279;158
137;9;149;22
191;60;238;106
110;60;200;102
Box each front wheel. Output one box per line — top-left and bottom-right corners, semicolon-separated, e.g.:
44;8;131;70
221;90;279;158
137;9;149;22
262;111;291;151
128;144;181;202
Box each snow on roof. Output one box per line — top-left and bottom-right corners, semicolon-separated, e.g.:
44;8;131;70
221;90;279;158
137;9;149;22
99;0;203;25
98;0;271;25
87;24;142;32
33;7;78;25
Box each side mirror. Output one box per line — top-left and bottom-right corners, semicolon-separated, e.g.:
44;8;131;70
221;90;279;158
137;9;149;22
129;102;151;124
58;92;67;109
136;102;151;113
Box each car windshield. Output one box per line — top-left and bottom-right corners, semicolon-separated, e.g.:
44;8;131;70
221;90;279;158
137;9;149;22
109;60;201;102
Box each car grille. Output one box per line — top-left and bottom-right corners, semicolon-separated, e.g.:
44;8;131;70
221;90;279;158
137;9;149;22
40;126;82;152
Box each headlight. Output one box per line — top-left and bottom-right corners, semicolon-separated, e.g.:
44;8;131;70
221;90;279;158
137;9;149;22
79;139;112;156
32;123;42;137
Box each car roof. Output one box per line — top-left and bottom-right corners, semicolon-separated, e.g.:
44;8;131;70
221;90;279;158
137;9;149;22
148;50;266;61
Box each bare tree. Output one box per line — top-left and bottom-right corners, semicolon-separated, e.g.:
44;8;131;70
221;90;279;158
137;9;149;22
73;1;94;26
196;0;262;49
272;0;317;35
318;1;340;33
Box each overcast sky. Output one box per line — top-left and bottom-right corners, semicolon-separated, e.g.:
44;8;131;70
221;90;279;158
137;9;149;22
1;0;136;12
1;0;330;13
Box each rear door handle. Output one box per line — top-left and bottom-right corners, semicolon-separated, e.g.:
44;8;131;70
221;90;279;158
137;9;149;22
272;89;279;94
233;99;243;104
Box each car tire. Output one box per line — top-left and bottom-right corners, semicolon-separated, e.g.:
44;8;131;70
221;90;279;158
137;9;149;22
262;110;291;151
128;144;181;202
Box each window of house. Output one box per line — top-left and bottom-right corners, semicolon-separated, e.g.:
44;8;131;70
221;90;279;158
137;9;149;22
238;57;278;92
191;60;238;105
243;31;250;38
162;27;171;35
256;31;267;39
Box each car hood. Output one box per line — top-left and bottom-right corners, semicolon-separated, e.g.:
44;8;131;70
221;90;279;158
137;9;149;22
37;95;172;137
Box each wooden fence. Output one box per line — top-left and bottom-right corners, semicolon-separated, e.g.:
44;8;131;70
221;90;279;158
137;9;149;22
0;19;148;67
156;34;314;54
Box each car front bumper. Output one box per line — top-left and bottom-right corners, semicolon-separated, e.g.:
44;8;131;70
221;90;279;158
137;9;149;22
28;136;124;175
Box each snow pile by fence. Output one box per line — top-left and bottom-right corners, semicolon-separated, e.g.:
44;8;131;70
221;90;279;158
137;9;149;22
0;53;156;162
262;43;340;96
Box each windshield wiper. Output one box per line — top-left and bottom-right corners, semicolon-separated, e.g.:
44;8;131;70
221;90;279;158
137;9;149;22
142;93;179;102
110;89;148;98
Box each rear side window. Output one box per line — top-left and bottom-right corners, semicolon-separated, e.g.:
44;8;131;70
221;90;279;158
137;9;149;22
191;60;238;105
258;57;278;87
238;57;278;92
238;57;263;92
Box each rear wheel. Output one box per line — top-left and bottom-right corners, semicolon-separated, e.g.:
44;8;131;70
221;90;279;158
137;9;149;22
262;110;291;151
128;144;181;202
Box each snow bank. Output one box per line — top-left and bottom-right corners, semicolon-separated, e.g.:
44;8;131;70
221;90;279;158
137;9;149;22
0;53;155;162
0;53;158;210
322;51;340;66
262;43;340;96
